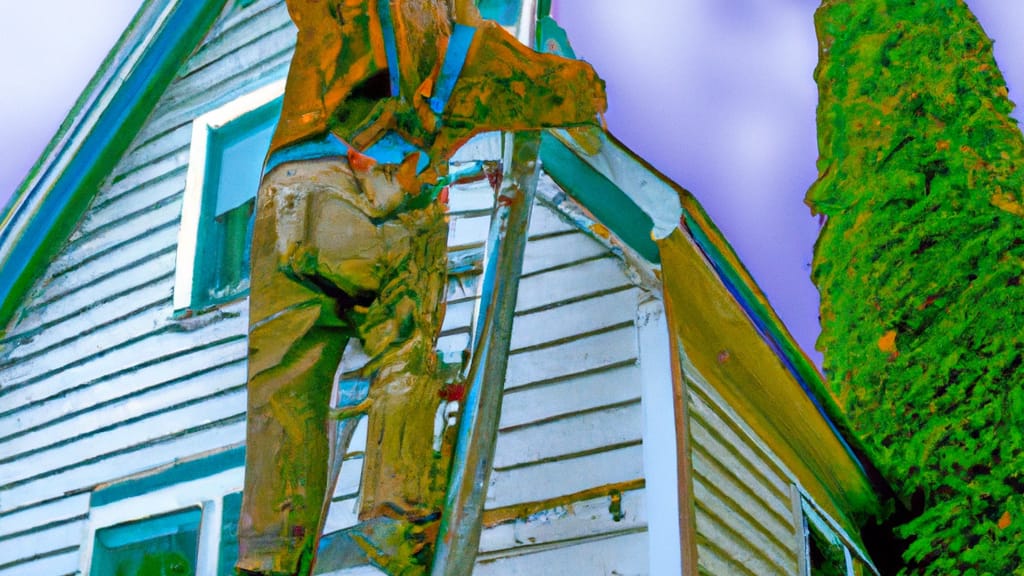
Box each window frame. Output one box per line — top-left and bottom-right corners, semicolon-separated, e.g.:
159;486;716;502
173;79;285;315
79;460;244;575
89;505;203;575
793;488;879;576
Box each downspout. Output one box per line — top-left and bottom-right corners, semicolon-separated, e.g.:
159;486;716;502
430;131;542;576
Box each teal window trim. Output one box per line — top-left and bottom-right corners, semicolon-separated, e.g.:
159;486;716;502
173;80;285;314
190;97;281;310
91;446;245;507
797;494;878;576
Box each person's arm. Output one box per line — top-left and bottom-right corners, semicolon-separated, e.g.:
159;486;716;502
270;0;390;154
429;20;607;160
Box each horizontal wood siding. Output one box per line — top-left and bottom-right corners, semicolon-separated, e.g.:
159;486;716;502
476;489;647;573
482;198;649;566
476;531;649;575
0;2;294;573
685;368;802;575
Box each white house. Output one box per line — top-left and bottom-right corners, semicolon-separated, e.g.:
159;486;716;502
0;1;886;574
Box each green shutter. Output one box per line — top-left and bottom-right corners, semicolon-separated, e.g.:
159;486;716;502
218;492;243;576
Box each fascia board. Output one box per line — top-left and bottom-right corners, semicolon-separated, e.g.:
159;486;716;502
545;128;683;240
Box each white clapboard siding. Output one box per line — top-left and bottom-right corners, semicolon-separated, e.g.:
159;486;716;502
440;297;477;335
684;373;802;575
20;225;180;313
504;324;637;388
1;304;248;410
91;145;191;213
84;167;186;232
2;303;175;388
448;214;491;250
6;277;172;362
47;188;183;280
487;443;645;510
0;518;86;569
0;549;79;576
515;256;631;314
519;231;608;276
509;287;638;352
95;126;191;205
478;195;644;513
180;0;292;78
1;250;174;346
446;178;494;212
93;159;187;214
493;402;642;469
0;338;246;439
145;39;294;140
526;200;576;238
475;530;649;576
0;2;292;572
13;243;176;330
479;489;646;555
499;364;641;430
2;419;247;513
0;361;246;463
0;494;89;540
78;186;184;241
0;388;246;486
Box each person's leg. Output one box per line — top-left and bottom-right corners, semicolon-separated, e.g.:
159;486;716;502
356;201;451;522
237;312;346;575
237;164;355;575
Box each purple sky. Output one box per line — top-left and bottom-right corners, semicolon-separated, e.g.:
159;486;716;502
553;0;1024;367
2;1;1023;367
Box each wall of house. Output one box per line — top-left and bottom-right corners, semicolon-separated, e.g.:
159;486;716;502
0;1;652;573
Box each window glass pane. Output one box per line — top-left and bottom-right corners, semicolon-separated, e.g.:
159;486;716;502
809;520;848;576
477;0;522;25
212;119;276;217
218;492;243;576
90;507;202;576
214;200;255;298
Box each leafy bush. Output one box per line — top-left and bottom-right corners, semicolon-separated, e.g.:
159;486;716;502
808;1;1024;573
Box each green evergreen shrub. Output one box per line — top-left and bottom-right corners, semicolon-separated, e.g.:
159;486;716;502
808;1;1024;572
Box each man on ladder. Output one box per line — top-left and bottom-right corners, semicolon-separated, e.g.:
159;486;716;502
236;1;605;574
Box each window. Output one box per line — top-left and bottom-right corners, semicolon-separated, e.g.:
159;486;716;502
90;507;202;575
798;496;876;576
173;80;284;314
82;448;245;575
